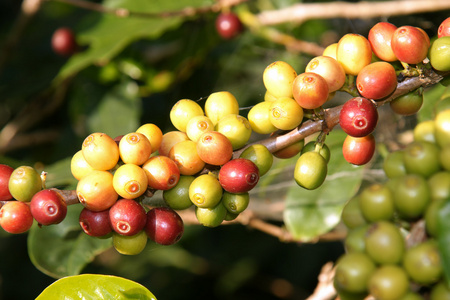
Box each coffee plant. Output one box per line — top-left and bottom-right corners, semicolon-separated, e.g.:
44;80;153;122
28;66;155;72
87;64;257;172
1;0;450;299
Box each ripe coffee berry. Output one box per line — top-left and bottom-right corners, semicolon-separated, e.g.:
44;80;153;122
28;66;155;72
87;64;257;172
0;201;34;234
51;27;78;57
145;207;184;245
342;134;376;166
0;164;14;201
79;208;112;237
109;199;147;236
339;97;378;137
30;189;67;226
219;158;260;193
215;12;243;40
356;62;397;100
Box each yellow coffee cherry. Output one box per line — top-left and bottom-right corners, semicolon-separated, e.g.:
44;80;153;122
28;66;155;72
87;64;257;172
186;115;214;142
269;97;304;130
119;132;152;165
81;132;119;171
170;99;204;132
263;61;297;98
204;91;239;125
248;101;278;134
71;150;95;180
136;123;163;153
113;164;148;199
215;114;252;150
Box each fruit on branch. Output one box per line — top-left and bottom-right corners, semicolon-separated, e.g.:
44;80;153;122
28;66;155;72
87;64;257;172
391;26;429;65
368;265;410;300
136;123;163;153
195;202;228;228
0;164;14;201
403;240;442;285
435;109;450;147
112;164;148;199
185;116;214;143
169;140;205;175
247;101;277;134
215;12;243;40
204;91;240;125
81;132;119;171
263;61;297;99
109;199;147;236
196;131;233;165
334;252;376;294
76;170;118;211
169;99;204;132
218;158;259;193
222;192;249;214
292;72;329;109
30;189;67;226
239;144;273;176
163;175;195;210
339;97;378;137
273;139;304;159
112;230;147;255
294;151;328;190
336;33;372;76
365;221;405;265
269;97;304;130
358;183;395;223
429;36;450;72
8;166;42;202
322;43;338;60
215;114;252;150
79;208;112;237
145;207;184;245
189;173;223;208
368;21;397;62
142;155;180;190
342;134;376;166
356;62;397;100
438;17;450;38
305;55;346;92
301;141;330;163
393;174;430;220
390;89;423;116
403;141;441;178
51;27;79;57
71;150;95;180
0;201;34;234
158;131;189;157
118;133;152;165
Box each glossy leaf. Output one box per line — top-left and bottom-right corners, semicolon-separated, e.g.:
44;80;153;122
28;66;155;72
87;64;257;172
56;0;214;81
28;205;112;278
283;130;364;242
438;199;450;286
36;274;156;299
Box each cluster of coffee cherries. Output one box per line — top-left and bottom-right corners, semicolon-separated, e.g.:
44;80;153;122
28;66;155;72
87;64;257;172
336;101;450;299
0;163;70;234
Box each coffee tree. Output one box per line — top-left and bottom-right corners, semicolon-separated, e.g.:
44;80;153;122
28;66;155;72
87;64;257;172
1;0;450;299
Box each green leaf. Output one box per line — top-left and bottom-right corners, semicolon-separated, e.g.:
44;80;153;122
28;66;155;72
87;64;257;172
418;83;446;122
28;205;112;279
36;274;157;299
438;199;450;286
56;0;214;81
283;130;364;242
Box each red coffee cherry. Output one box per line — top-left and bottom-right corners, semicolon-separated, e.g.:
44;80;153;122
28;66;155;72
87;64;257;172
0;164;14;201
339;97;378;137
51;27;79;57
215;12;243;40
0;201;34;234
109;199;147;236
79;208;112;237
30;189;67;226
145;207;184;245
219;158;260;193
356;62;397;100
342;134;376;166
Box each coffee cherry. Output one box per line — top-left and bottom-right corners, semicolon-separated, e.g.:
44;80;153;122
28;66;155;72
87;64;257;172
425;199;444;237
247;101;278;134
403;240;442;285
222;191;249;214
337;33;372;75
341;195;367;229
273;139;304;159
413;120;436;143
0;201;34;234
8;166;42;202
294;151;327;190
169;140;205;176
438;17;450;38
215;114;252;150
368;265;409;300
428;171;450;202
382;150;406;179
170;99;204;132
390;89;423;116
145;207;184;245
142;155;180;190
301;141;330;163
430;281;450;300
109;199;146;236
263;61;297;99
393;174;430;220
440;144;450;171
365;221;405;264
403;141;441;178
322;43;338;60
118;132;152;165
196;131;233;166
204;91;239;125
269;97;304;130
30;189;67;225
189;173;223;208
112;164;148;199
339;97;378;137
292;72;329;109
163;175;195;210
435;109;450;147
79;208;112;237
112;230;147;255
359;183;394;222
219;158;259;193
430;36;450;72
0;164;14;201
71;150;95;180
391;26;429;64
195;202;227;227
51;27;78;57
342;134;376;166
136;123;163;154
81;132;119;171
158;131;189;157
185;115;214;143
76;170;118;211
344;224;369;253
356;62;397;100
368;22;398;62
334;252;376;293
215;12;243;39
239;144;273;176
305;56;346;92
